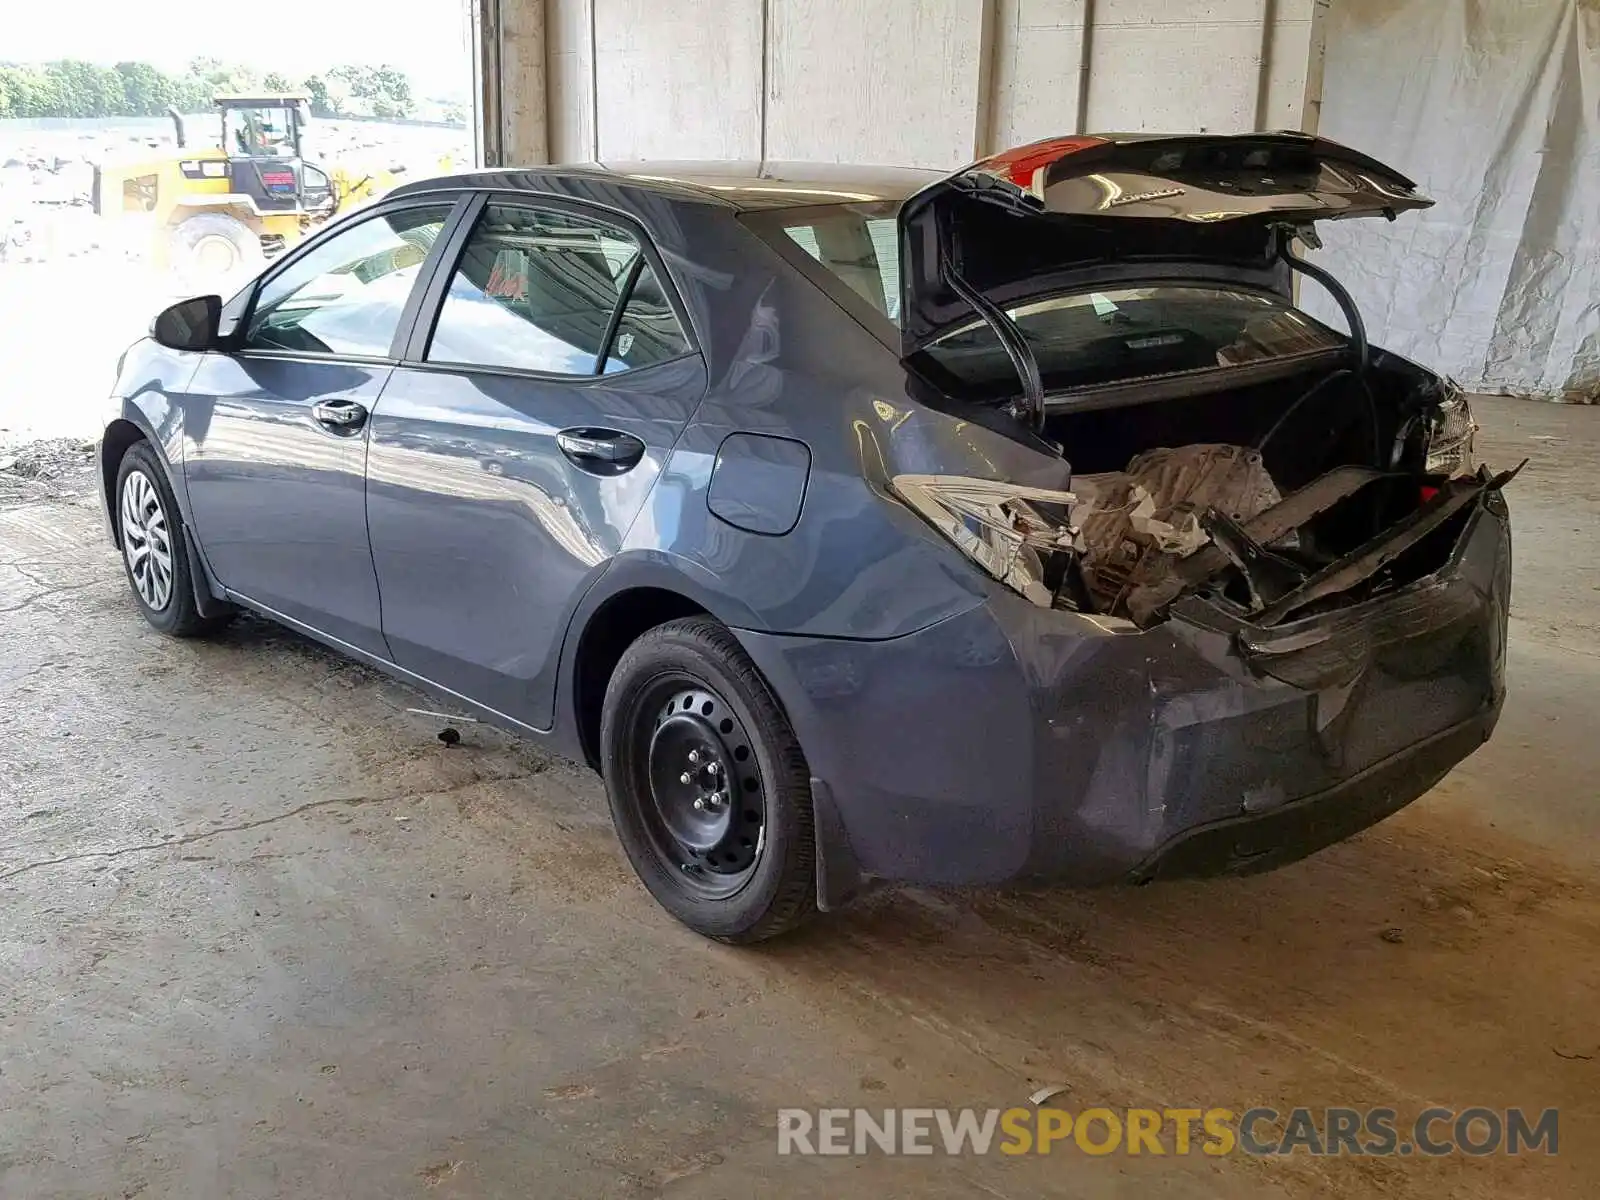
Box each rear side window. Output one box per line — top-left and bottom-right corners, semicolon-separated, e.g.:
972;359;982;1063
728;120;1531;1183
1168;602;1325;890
603;259;688;373
244;205;450;357
426;204;690;376
779;210;900;322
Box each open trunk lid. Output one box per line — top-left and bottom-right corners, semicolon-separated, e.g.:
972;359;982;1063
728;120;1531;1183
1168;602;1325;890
899;132;1433;354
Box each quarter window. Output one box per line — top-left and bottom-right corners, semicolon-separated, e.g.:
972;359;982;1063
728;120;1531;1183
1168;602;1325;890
243;205;450;357
426;204;689;376
781;210;900;322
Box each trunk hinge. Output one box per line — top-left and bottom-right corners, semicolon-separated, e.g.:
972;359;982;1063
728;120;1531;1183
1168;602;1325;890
937;222;1047;434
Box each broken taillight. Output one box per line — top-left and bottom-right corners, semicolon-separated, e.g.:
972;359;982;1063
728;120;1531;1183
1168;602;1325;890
1423;388;1479;477
891;474;1078;608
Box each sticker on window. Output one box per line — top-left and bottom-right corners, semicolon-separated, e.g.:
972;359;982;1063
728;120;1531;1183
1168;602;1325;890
485;252;528;302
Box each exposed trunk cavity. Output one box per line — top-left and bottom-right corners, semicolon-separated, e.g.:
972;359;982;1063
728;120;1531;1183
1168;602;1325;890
1047;358;1505;628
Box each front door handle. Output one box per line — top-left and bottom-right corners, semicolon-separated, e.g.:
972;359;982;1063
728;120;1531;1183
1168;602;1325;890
557;428;646;472
312;399;369;433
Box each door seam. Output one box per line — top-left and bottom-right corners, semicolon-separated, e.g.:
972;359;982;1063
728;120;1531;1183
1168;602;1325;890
363;368;400;664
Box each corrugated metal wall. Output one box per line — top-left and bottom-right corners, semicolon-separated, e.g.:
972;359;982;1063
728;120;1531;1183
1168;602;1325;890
530;0;1329;168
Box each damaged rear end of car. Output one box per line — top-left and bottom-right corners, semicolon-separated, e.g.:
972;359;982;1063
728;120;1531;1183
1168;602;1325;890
905;135;1511;880
747;132;1514;887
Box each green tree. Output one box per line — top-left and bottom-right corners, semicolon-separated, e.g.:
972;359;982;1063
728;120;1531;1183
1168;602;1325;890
186;56;261;97
303;75;336;118
187;56;224;85
369;65;414;119
173;71;214;114
0;58;417;120
115;60;172;116
44;61;108;117
2;68;61;117
328;64;372;115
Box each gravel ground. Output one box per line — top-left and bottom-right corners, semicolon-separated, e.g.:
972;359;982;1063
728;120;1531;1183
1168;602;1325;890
0;436;98;508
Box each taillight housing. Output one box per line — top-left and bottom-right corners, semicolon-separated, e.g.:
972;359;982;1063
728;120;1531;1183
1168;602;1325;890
1423;387;1478;477
892;474;1078;608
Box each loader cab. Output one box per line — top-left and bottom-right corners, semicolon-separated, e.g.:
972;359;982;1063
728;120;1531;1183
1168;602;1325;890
214;94;331;216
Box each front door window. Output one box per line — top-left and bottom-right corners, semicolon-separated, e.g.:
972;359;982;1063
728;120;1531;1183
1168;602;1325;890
242;206;451;358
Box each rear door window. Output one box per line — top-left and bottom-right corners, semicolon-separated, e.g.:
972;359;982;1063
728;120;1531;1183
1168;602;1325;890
425;204;690;376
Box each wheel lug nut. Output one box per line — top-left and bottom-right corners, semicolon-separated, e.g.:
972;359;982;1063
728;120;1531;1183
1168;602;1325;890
706;761;719;775
679;772;693;785
688;751;701;764
693;798;706;811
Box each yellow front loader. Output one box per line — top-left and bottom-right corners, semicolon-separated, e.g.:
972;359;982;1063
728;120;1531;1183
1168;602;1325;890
92;94;434;282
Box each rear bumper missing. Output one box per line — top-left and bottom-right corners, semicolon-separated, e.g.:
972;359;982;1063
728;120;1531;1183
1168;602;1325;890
735;491;1509;891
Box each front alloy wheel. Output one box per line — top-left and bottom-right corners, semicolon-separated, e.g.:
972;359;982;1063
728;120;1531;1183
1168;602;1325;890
120;468;173;612
113;440;231;637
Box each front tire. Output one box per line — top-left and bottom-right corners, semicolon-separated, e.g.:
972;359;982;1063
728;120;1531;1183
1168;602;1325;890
115;441;230;638
600;617;817;943
168;212;264;289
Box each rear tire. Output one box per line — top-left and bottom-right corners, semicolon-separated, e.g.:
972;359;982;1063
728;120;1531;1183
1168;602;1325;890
114;441;231;638
169;212;263;289
600;617;817;943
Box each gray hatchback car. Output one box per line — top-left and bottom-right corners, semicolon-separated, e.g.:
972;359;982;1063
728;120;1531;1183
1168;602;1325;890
101;133;1513;941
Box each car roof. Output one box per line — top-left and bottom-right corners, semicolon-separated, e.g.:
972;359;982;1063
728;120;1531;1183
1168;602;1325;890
390;161;944;211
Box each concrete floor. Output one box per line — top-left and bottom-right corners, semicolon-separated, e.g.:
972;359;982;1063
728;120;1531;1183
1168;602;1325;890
1;396;1596;1199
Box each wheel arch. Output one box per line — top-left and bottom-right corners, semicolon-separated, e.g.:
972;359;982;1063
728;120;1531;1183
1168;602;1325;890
166;204;262;233
100;417;156;549
558;553;775;768
101;416;229;619
568;586;712;770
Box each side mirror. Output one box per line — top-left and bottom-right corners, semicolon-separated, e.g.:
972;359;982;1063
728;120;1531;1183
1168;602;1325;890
151;295;222;352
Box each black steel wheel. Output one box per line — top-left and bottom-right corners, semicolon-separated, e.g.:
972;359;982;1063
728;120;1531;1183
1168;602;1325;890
642;682;767;891
600;617;816;942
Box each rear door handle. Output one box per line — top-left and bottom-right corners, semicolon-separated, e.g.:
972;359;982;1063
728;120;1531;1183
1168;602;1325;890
557;428;646;472
312;399;369;433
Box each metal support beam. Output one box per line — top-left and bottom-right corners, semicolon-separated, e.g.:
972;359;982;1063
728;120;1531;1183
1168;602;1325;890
470;0;548;168
470;0;502;167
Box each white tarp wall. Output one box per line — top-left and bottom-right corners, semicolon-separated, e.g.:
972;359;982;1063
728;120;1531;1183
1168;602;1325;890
1313;0;1600;401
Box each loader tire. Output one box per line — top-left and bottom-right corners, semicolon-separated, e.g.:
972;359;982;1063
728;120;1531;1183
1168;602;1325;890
170;213;263;289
